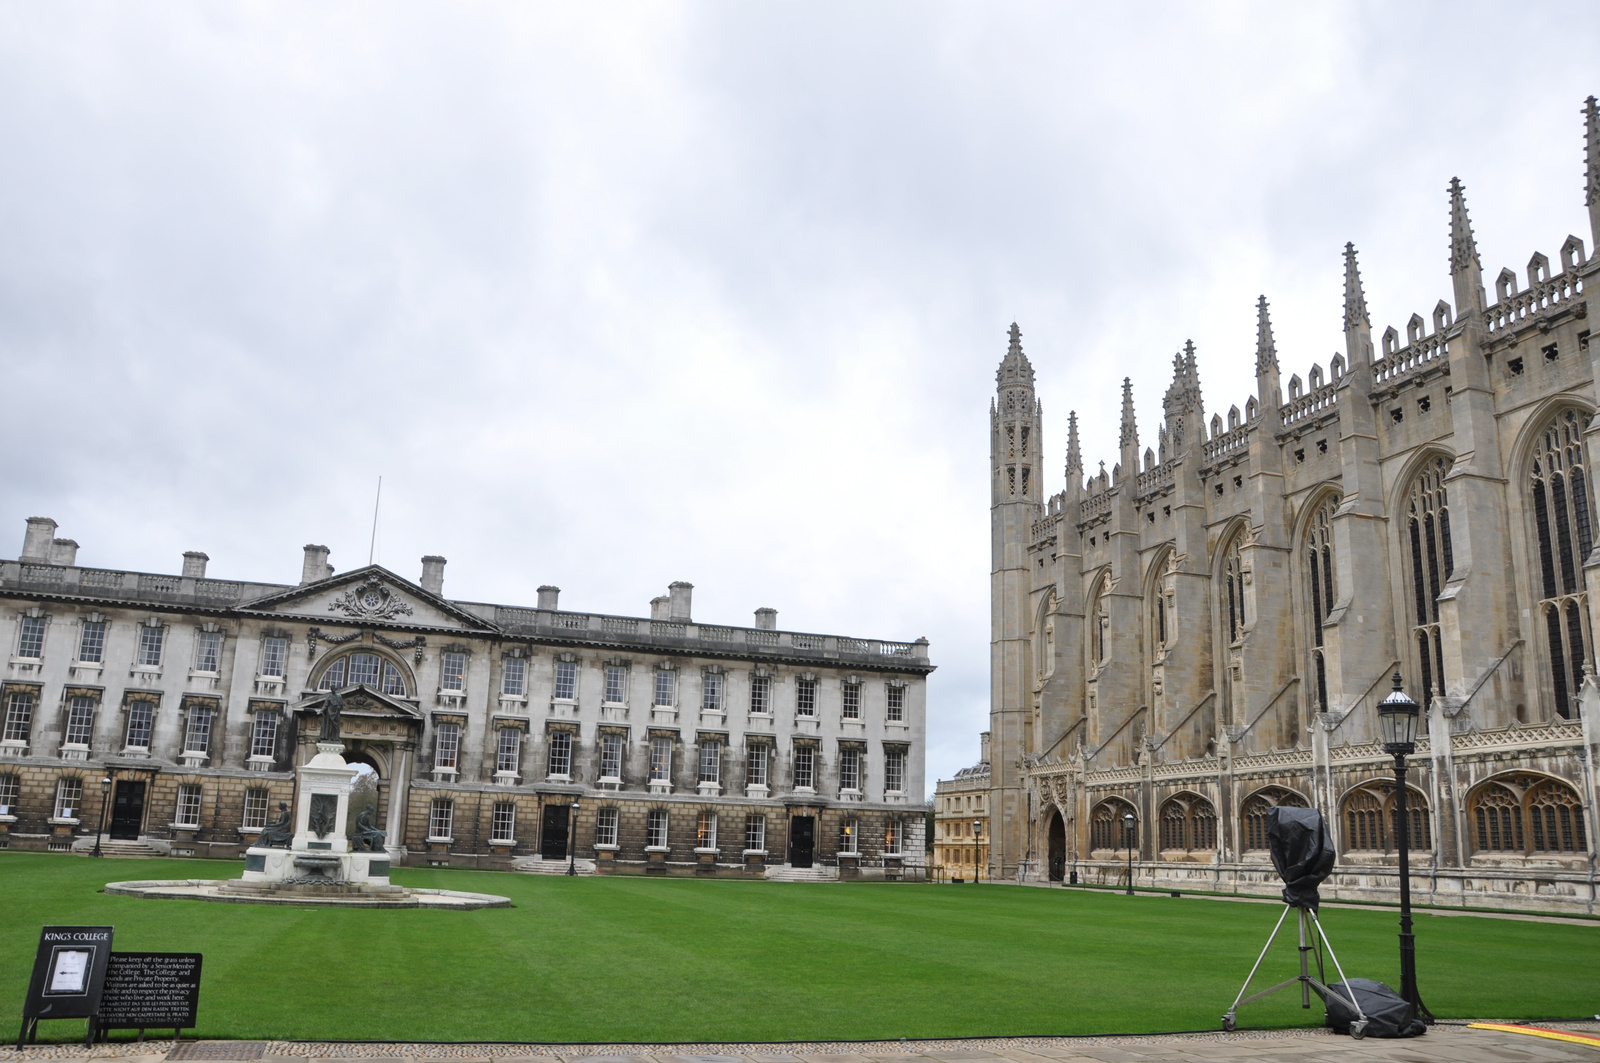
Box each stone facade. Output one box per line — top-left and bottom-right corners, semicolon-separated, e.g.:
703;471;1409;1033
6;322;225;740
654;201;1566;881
984;96;1600;912
0;534;930;877
932;731;989;881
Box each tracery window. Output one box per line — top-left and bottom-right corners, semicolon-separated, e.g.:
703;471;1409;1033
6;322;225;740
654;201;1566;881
1404;457;1454;707
1241;786;1308;852
1089;797;1137;851
1151;551;1175;653
1305;497;1340;713
1470;774;1588;855
1221;532;1247;644
317;652;408;697
1340;784;1430;852
1528;409;1596;718
1158;793;1217;852
1090;574;1112;667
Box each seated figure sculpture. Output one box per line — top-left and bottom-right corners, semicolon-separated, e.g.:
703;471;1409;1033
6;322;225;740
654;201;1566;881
256;802;294;849
352;805;387;852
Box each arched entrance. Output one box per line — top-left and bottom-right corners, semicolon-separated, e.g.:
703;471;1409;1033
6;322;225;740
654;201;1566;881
1047;810;1066;882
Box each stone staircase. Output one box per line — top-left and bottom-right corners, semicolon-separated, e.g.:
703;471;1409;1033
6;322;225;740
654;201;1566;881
73;837;164;858
764;863;839;882
511;854;596;876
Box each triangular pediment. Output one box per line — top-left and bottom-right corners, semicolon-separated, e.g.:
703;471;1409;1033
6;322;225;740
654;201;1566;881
297;685;423;721
240;566;497;633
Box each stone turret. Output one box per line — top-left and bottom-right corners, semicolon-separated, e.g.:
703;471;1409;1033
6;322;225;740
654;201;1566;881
1449;179;1486;317
1254;296;1281;428
1584;96;1599;248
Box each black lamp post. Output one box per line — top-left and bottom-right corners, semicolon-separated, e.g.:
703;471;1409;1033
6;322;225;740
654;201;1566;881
1377;673;1432;1023
972;819;982;882
92;776;111;858
566;799;581;876
1123;811;1136;895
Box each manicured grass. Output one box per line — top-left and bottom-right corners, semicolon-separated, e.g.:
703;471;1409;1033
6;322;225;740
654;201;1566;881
1;852;1596;1042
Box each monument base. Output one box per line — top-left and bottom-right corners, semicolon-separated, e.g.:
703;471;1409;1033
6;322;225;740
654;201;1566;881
240;846;392;886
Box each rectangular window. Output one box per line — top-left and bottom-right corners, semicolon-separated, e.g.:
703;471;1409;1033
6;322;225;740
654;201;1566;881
604;665;627;704
698;739;721;784
744;813;765;851
54;777;83;820
0;773;17;814
553;660;577;700
349;652;381;687
840;747;861;791
750;674;771;713
595;807;619;847
496;727;521;774
137;625;164;668
647;808;669;848
260;636;288;678
64;697;95;746
78;621;106;664
502;657;527;696
3;691;36;743
649;736;671;781
794;745;815;789
194;631;222;673
697;810;717;849
796;677;816;716
886;684;905;722
600;732;623;779
174;783;202;828
654;669;676;707
491;802;516;844
434;722;460;770
840;817;859;854
547;730;573;776
429;797;454;840
701;672;723;710
746;744;768;786
125;701;154;749
885;818;902;855
250;713;279;758
242;788;269;830
885;749;906;793
440;652;466;693
842;682;861;719
183;707;213;754
17;616;45;659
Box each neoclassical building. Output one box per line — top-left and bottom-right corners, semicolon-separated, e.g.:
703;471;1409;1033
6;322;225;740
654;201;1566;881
987;96;1600;911
0;531;930;877
931;731;990;882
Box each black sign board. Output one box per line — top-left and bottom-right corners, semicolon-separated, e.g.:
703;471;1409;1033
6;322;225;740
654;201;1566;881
96;953;203;1037
17;925;115;1048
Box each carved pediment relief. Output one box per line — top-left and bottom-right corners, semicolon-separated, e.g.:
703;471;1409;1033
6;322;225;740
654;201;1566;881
328;576;414;622
241;565;497;633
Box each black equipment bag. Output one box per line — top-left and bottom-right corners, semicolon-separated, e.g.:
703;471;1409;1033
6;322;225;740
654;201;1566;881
1321;979;1427;1038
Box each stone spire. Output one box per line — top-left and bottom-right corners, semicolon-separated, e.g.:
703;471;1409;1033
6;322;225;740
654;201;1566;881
996;321;1035;389
1119;378;1138;449
1065;410;1081;477
1585;95;1600;246
1255;295;1278;376
1342;243;1370;333
1449;178;1486;315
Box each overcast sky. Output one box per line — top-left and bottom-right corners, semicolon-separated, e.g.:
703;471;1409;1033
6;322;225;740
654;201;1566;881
1;3;1596;789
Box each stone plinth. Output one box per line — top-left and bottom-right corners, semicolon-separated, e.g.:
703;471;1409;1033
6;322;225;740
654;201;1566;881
240;741;390;889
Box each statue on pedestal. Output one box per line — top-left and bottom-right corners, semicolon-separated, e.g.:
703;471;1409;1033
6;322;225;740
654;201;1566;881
257;802;293;848
352;806;387;852
319;689;345;742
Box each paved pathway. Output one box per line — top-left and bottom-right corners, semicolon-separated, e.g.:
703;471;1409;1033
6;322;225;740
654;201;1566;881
6;1025;1600;1063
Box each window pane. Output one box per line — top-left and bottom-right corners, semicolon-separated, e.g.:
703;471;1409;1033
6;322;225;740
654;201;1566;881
842;683;860;719
746;745;767;786
3;692;36;743
554;661;577;700
434;723;460;769
701;673;723;710
647;809;668;847
242;789;269;830
795;746;814;788
596;807;619;847
17;617;45;658
491;802;516;844
137;626;164;667
183;707;213;754
195;631;222;672
125;702;154;748
319;658;347;690
601;733;622;778
750;675;770;713
382;661;407;696
885;750;905;792
349;653;381;687
78;621;106;663
840;748;860;790
548;731;572;776
650;736;671;781
502;657;527;696
886;685;904;721
605;666;627;703
175;784;203;827
796;678;816;715
260;636;288;678
55;778;83;819
65;697;95;745
251;713;279;758
441;653;466;692
429;798;453;839
654;669;676;707
745;813;765;851
698;740;721;783
497;728;521;773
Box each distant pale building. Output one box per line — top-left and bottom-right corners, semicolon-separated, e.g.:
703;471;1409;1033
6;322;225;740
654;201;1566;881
985;96;1600;911
932;732;990;881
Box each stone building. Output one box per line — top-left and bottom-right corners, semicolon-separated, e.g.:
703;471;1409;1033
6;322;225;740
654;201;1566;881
932;731;990;881
987;96;1600;911
0;530;930;877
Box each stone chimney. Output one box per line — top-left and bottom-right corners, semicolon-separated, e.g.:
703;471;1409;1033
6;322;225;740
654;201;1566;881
50;539;79;566
668;581;693;621
650;595;670;620
20;517;57;562
536;585;560;610
182;551;209;578
420;556;447;596
754;607;778;630
980;731;992;766
301;544;332;586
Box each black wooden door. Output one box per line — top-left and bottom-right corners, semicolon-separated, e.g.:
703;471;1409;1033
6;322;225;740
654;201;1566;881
109;780;145;840
788;815;815;868
1047;812;1066;882
541;804;570;860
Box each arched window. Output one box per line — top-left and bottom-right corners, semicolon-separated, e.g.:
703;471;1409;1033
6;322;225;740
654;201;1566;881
1090;574;1112;667
1305;497;1340;713
1241;786;1308;852
1150;551;1176;656
1471;774;1587;855
1340;783;1431;852
1221;530;1247;645
1158;793;1217;852
1528;409;1596;719
317;651;409;697
1404;456;1453;707
1089;797;1137;851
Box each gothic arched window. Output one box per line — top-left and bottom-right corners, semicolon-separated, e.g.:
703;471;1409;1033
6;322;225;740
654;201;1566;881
1090;574;1112;667
1151;550;1175;654
1089;796;1137;851
316;651;409;697
1470;774;1587;855
1341;783;1431;852
1221;531;1247;645
1305;497;1340;713
1158;793;1217;852
1241;786;1308;852
1528;409;1596;719
1404;456;1454;707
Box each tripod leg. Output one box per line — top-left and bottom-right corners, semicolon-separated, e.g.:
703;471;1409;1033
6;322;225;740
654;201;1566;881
1298;908;1311;1009
1224;904;1293;1029
1305;909;1368;1034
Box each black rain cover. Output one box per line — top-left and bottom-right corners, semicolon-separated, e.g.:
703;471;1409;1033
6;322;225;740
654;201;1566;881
1321;979;1427;1038
1266;806;1335;909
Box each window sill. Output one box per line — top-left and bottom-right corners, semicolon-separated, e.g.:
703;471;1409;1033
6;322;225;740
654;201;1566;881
745;785;769;799
694;847;719;855
839;789;864;802
792;786;816;796
48;817;81;826
644;845;669;854
426;835;454;844
742;848;767;857
498;694;529;708
0;814;17;824
492;771;521;786
120;747;151;758
697;782;723;797
128;667;162;681
432;768;459;782
593;843;619;852
59;744;89;762
546;773;572;784
648;781;672;794
490;837;516;847
246;755;277;773
169;822;200;831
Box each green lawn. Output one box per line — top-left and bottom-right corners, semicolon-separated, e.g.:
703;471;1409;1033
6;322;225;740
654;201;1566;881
1;852;1595;1042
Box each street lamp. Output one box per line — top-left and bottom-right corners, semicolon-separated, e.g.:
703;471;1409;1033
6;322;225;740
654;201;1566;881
1377;672;1432;1023
92;777;111;858
1123;811;1136;896
972;819;982;882
566;798;581;876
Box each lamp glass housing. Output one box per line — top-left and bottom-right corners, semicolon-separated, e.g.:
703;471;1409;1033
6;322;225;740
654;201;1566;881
1378;672;1420;754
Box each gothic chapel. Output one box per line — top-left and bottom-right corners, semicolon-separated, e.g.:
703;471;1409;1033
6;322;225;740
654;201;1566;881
988;97;1600;911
